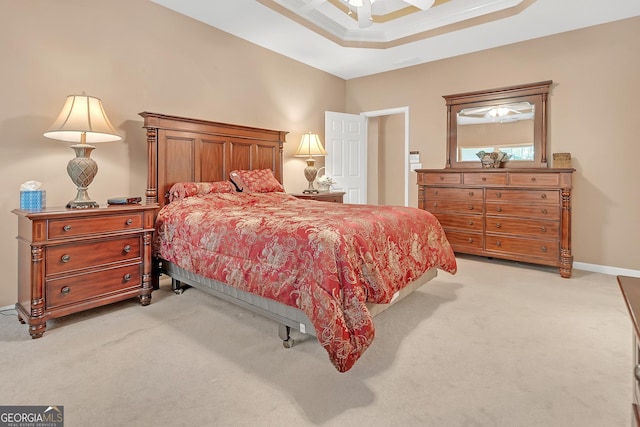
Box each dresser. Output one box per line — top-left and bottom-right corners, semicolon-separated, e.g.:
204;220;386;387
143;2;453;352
417;168;574;277
290;191;345;203
617;275;640;426
12;204;157;338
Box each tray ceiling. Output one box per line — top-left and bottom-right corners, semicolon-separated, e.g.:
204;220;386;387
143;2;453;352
150;0;640;79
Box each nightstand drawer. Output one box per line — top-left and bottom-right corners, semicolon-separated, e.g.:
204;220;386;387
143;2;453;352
48;213;143;239
46;236;141;276
46;264;141;309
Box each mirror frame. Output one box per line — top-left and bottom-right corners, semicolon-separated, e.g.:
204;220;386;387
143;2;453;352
444;80;552;169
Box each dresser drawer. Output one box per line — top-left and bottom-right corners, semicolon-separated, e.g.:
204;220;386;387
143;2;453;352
425;187;482;200
485;203;560;219
444;230;483;251
436;213;483;231
485;189;559;204
48;213;143;240
485;235;559;261
418;173;462;185
46;236;141;276
425;199;484;213
45;264;141;309
485;217;559;238
463;173;507;185
509;173;560;186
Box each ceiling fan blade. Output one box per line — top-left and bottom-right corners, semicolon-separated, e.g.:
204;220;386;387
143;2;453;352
358;0;373;28
404;0;435;10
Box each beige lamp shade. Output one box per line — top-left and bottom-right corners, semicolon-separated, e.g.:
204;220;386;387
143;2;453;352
44;93;121;143
295;132;326;159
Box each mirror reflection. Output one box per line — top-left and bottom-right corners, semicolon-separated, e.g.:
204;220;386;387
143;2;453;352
456;102;535;162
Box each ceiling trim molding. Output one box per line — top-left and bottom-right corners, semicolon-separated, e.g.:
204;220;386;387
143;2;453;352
258;0;537;49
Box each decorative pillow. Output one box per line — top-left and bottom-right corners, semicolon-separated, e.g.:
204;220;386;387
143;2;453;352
231;169;284;193
168;181;235;202
229;171;245;192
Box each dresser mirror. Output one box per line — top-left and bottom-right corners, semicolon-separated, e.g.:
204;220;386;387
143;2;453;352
444;81;552;169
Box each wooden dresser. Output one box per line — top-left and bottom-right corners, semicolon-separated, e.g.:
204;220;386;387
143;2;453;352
417;168;574;277
617;275;640;426
12;204;157;338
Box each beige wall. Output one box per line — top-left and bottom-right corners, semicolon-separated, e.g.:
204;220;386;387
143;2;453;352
0;0;345;307
346;16;640;272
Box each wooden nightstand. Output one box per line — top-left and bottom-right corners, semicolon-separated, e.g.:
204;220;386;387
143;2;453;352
12;204;158;338
290;192;345;203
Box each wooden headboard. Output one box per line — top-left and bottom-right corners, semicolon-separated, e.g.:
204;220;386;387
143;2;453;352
140;112;288;207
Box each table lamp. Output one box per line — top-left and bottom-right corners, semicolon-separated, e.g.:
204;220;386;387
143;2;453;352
295;132;327;194
44;93;121;208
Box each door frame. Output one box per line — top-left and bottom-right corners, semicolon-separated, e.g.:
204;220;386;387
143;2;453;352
361;106;410;206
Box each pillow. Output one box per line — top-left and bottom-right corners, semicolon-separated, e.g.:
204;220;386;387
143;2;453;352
168;181;235;202
229;171;245;192
231;169;284;193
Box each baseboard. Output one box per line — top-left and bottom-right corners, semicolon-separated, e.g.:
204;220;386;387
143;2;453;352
0;304;16;312
574;262;640;278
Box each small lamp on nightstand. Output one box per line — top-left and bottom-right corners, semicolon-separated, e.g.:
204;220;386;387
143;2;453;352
44;93;121;208
294;132;326;194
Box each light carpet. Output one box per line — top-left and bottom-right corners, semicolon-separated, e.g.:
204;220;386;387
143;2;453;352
0;255;632;427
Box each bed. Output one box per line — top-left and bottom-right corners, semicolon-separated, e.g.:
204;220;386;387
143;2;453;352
141;112;457;372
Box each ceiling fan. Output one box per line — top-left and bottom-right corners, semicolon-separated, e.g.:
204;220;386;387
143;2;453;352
339;0;436;29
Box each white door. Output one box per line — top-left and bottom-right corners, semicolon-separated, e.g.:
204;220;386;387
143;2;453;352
324;111;367;204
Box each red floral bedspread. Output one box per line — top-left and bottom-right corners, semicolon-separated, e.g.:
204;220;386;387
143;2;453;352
154;192;457;372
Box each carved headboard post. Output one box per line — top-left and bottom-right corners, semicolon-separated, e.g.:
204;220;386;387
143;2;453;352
145;126;158;205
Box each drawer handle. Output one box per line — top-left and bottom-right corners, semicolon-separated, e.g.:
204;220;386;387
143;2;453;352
432;202;438;208
467;238;473;243
481;177;486;181
496;207;502;212
123;245;132;253
495;241;502;247
468;221;474;226
439;176;444;181
541;226;547;232
61;254;71;263
468;205;474;210
531;177;537;182
63;225;72;232
634;365;640;382
61;286;71;295
541;194;547;199
125;218;133;226
123;273;132;281
541;209;548;214
541;246;547;252
495;223;501;229
434;190;439;195
468;191;474;196
495;192;502;198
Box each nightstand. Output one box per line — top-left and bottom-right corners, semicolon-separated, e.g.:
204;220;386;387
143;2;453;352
12;204;158;338
290;192;345;203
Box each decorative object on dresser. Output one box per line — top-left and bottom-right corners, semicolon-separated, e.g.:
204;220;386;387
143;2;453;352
294;132;327;194
12;204;157;338
417;81;575;277
290;191;345;203
616;275;640;425
43;93;121;209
